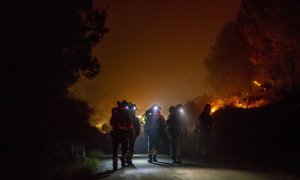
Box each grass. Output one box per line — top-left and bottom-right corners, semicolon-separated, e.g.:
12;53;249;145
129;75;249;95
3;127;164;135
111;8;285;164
57;149;103;180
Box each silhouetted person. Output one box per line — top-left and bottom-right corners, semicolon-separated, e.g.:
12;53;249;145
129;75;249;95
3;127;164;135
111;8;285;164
196;104;212;161
144;105;166;162
167;104;187;164
110;100;134;170
126;103;141;165
141;109;150;152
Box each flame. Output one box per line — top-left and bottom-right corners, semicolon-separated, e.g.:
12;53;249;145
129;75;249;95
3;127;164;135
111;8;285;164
210;95;267;114
93;120;112;134
211;98;226;113
209;79;271;114
253;80;261;87
95;122;104;131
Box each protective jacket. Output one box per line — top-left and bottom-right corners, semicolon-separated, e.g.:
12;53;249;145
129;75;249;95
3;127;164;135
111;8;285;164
110;107;134;131
110;107;134;169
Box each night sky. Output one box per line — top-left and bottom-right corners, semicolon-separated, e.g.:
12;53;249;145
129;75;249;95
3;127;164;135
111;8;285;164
71;0;241;119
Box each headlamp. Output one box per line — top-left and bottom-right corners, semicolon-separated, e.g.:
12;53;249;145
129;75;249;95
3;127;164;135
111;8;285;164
133;106;136;110
179;108;184;113
153;106;158;111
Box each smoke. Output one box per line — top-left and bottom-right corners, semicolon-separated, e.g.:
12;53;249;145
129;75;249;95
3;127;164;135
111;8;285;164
204;0;300;104
204;22;253;97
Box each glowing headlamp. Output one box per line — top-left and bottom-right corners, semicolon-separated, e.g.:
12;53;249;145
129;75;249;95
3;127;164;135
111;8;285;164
133;106;136;110
125;106;129;110
153;106;158;111
179;108;184;113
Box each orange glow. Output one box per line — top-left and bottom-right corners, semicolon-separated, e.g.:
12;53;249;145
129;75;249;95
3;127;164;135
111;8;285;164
209;78;271;114
210;95;268;114
210;97;247;114
95;123;103;130
210;98;227;113
95;122;112;133
71;0;241;130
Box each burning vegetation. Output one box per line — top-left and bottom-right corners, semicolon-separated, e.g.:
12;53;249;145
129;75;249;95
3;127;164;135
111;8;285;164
204;0;300;114
210;80;269;114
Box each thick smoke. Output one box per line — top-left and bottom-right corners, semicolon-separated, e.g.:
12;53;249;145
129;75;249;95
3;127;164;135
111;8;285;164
204;0;300;102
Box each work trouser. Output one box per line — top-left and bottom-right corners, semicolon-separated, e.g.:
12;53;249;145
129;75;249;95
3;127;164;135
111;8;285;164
126;131;136;163
196;131;211;159
148;133;160;158
144;126;148;151
171;134;184;162
111;130;129;168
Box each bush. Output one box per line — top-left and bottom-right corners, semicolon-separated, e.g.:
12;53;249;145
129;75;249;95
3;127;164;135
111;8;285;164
209;97;300;167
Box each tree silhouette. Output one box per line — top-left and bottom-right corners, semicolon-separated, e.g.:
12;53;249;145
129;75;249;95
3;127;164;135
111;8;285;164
204;22;253;96
204;0;300;99
238;0;300;94
2;1;108;178
3;1;108;100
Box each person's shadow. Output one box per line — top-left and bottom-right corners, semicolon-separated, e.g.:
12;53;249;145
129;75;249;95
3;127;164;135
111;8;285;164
152;161;178;168
94;165;137;179
152;161;216;168
93;170;114;179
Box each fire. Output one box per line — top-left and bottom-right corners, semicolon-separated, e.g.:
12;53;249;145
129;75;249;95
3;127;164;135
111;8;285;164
95;122;112;133
210;97;243;114
95;122;104;131
253;80;261;87
209;80;270;114
211;98;226;113
210;95;267;114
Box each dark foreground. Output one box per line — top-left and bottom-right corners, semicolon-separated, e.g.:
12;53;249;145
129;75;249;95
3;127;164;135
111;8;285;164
94;155;275;180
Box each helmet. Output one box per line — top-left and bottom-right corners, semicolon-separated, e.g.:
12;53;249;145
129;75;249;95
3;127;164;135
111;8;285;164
176;104;184;114
169;106;176;113
119;100;129;110
151;104;161;112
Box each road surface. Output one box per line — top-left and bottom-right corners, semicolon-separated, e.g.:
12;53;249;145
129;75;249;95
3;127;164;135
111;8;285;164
94;155;274;180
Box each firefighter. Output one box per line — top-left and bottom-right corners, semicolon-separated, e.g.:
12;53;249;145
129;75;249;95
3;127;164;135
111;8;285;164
144;105;166;163
126;103;141;165
167;104;187;164
195;104;212;161
141;109;150;152
110;100;134;170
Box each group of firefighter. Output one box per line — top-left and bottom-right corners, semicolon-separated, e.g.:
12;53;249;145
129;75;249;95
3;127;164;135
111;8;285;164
110;100;212;170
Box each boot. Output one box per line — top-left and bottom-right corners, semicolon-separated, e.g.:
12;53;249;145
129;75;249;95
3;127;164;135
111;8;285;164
120;156;126;167
171;156;176;164
153;154;157;162
113;157;118;171
113;163;118;171
148;155;152;163
126;157;133;166
126;151;133;165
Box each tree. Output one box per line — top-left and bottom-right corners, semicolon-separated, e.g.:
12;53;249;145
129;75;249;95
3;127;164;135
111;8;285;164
204;0;300;100
238;0;300;95
3;0;108;100
2;0;108;128
204;22;252;96
2;1;108;178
